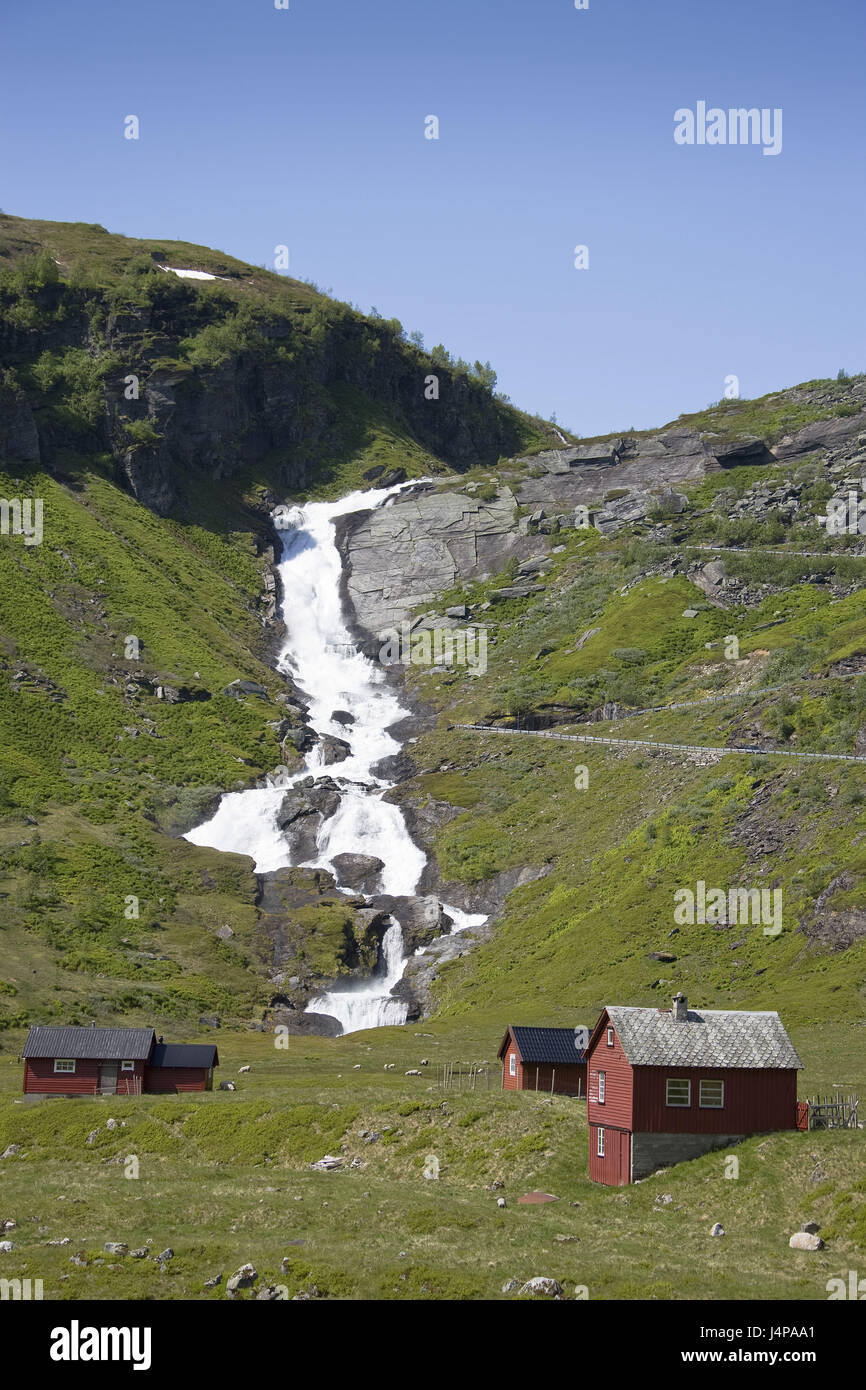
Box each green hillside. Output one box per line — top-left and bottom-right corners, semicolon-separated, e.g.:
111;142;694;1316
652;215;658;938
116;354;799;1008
0;219;863;1302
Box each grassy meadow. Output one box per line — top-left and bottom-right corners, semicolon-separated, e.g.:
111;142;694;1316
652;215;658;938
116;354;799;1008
0;1023;863;1302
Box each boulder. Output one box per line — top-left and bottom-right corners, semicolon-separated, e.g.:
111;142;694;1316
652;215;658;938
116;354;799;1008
226;1262;258;1296
710;1223;725;1237
330;709;354;726
330;853;385;895
320;734;351;765
104;1243;128;1256
518;1276;563;1297
490;584;544;601
276;784;341;860
502;1278;521;1293
789;1232;824;1251
224;679;269;700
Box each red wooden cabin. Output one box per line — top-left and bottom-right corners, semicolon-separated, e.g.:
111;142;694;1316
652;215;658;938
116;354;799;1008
498;1025;588;1096
585;994;803;1185
21;1025;218;1096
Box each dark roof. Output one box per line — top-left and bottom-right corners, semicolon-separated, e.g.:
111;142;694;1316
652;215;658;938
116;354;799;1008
498;1026;589;1065
592;1006;803;1070
148;1042;219;1069
22;1026;155;1061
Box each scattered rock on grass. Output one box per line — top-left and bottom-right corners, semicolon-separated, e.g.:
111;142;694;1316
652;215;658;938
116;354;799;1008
518;1277;563;1297
789;1232;824;1251
226;1262;258;1296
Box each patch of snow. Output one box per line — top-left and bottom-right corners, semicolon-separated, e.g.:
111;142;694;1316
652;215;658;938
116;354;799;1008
158;265;225;281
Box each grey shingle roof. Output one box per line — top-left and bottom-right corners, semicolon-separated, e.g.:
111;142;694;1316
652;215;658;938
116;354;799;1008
604;1006;803;1069
149;1042;218;1069
500;1026;589;1064
22;1026;155;1061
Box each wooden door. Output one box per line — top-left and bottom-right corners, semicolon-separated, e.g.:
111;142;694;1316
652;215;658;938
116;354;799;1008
99;1062;118;1094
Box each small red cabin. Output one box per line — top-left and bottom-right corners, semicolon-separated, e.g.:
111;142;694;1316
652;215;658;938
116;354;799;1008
585;994;803;1185
21;1025;218;1096
498;1025;588;1096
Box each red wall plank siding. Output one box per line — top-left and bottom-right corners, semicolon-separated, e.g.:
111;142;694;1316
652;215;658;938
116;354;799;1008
588;1125;630;1185
23;1059;101;1095
23;1058;147;1096
586;1021;633;1129
632;1066;798;1133
143;1067;210;1093
502;1046;585;1095
524;1062;585;1096
502;1043;522;1091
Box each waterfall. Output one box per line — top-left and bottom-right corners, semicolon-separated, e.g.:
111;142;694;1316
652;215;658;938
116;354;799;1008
184;485;467;1033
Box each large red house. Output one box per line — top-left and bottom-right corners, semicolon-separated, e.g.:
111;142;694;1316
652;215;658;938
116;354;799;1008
21;1026;219;1096
585;994;803;1185
498;1025;589;1096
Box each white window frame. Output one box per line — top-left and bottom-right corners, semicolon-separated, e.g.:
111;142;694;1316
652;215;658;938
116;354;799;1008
120;1060;135;1072
699;1079;725;1109
666;1078;691;1107
597;1070;606;1104
606;1027;614;1047
54;1058;76;1074
509;1052;516;1077
597;1126;605;1157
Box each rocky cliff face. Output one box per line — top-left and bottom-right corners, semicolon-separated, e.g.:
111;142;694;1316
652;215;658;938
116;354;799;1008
337;382;866;637
0;276;532;515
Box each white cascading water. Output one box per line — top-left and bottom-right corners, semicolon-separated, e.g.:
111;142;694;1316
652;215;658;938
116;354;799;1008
185;485;480;1033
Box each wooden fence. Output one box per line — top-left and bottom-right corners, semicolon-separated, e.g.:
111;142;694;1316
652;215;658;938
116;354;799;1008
436;1063;490;1092
802;1093;859;1130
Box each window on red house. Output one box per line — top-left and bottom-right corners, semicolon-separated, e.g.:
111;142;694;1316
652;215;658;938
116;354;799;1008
598;1071;606;1103
666;1078;691;1107
509;1053;516;1077
606;1027;614;1047
699;1079;724;1108
597;1127;605;1157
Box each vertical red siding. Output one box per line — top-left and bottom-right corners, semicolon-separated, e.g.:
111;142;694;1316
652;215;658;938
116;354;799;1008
143;1067;209;1093
502;1043;522;1091
23;1058;146;1095
632;1066;798;1133
586;1017;633;1130
588;1125;631;1185
519;1062;585;1095
502;1045;585;1095
23;1059;100;1095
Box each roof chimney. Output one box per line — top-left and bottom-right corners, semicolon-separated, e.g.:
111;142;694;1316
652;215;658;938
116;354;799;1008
673;992;688;1022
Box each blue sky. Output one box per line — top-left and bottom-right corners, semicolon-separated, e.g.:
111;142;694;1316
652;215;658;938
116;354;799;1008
2;0;863;435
